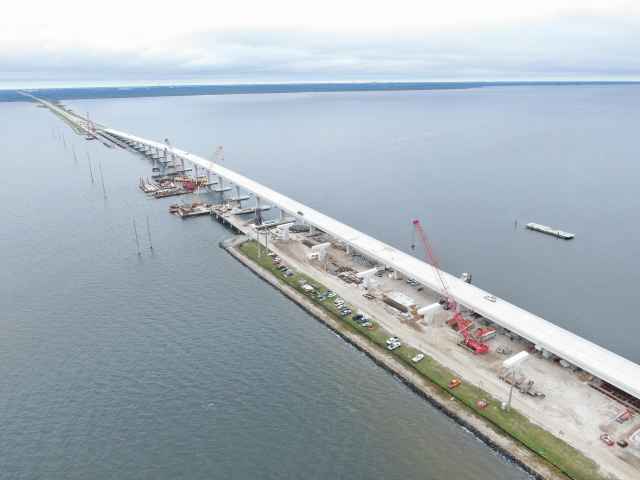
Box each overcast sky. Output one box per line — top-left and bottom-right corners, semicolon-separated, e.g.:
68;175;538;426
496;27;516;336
1;0;639;87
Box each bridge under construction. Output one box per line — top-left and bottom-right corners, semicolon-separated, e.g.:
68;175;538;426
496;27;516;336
27;92;640;480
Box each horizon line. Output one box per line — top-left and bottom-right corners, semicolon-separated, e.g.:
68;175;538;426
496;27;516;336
3;78;640;92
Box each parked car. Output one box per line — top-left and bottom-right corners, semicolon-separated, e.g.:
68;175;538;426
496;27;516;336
387;341;401;351
600;433;615;447
412;353;425;363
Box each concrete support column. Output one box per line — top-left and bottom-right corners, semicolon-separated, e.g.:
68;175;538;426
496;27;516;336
255;196;262;225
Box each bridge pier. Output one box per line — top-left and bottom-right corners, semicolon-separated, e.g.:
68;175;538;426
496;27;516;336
255;196;262;225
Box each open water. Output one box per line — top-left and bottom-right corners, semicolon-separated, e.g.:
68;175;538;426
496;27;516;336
3;83;639;479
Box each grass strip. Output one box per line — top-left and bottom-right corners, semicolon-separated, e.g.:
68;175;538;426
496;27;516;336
238;240;603;480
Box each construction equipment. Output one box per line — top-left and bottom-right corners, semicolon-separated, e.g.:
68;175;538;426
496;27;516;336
448;378;462;389
411;219;489;354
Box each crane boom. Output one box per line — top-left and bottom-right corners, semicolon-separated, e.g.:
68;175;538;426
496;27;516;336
411;219;488;354
412;219;453;309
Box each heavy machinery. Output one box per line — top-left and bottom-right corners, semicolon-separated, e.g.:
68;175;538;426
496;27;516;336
411;219;489;354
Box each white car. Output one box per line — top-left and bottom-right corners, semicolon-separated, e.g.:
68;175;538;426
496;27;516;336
387;341;401;351
412;353;425;363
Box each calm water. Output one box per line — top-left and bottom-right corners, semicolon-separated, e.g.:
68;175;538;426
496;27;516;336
2;85;639;479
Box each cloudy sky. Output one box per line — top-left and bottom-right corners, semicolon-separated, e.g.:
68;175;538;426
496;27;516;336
1;0;639;87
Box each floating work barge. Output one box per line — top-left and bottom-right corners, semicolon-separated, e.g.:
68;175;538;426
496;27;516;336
526;222;575;240
153;187;194;198
169;202;213;218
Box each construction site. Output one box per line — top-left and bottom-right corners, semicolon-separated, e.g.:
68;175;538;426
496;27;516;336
139;169;640;479
32;93;640;480
256;220;640;477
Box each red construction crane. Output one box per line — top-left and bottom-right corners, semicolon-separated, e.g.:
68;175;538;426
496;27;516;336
412;219;488;354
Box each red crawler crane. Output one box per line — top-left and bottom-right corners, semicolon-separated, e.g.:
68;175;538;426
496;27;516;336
412;219;489;354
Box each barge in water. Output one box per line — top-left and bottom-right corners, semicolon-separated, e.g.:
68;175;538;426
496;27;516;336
526;222;575;240
169;202;213;218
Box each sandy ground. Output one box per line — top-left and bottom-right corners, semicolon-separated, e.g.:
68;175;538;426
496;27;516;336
263;230;640;480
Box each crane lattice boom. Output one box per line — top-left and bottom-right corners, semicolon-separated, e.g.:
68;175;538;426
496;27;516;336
411;219;488;354
412;219;453;308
